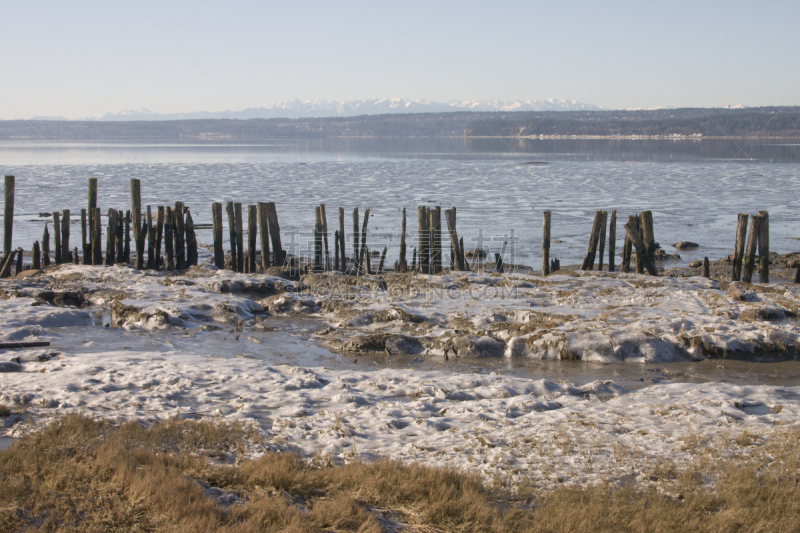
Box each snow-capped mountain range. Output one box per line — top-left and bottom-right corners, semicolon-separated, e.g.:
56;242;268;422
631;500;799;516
89;98;603;121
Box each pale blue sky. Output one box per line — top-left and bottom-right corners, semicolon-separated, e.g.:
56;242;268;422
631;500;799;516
1;0;798;119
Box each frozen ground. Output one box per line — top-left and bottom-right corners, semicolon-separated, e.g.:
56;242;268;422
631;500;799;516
2;263;800;490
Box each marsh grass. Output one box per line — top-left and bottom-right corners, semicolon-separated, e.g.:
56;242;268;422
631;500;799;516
1;415;799;532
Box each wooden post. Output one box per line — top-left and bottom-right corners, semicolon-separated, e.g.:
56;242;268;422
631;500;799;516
0;249;17;278
731;213;748;281
418;206;430;274
266;202;284;266
233;203;243;272
15;248;23;275
123;211;131;263
742;214;761;283
358;208;370;275
145;206;155;269
213;202;226;269
429;206;442;274
246;205;256;272
352;207;360;273
378;246;387;274
3;176;14;257
580;211;602;270
412;247;417;272
624;220;658;276
226;202;238;272
42;224;51;266
92;207;102;266
72;247;78;264
257;202;270;270
640;211;656;271
320;204;329;271
399;208;407;272
542;210;551;276
758;211;769;283
338;207;346;272
635;214;644;274
495;253;504;274
334;230;340;271
444;208;464;271
186;208;198;267
87;178;97;260
164;206;175;270
61;209;70;263
608;210;617;273
460;237;469;271
314;205;323;271
597;211;607;272
52;212;62;264
32;241;41;270
703;257;710;278
154;207;163;268
621;216;633;273
131;179;143;270
80;208;88;264
174;202;186;270
106;209;116;266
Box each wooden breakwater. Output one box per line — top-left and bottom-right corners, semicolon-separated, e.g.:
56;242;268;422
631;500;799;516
0;175;788;283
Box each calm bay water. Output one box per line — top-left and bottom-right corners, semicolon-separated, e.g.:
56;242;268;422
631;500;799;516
2;138;800;268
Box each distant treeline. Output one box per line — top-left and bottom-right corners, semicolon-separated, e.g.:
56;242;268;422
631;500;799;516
1;107;799;141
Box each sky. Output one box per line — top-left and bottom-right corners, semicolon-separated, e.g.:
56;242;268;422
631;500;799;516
1;0;799;119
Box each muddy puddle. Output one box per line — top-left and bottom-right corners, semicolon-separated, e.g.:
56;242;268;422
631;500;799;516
43;314;800;391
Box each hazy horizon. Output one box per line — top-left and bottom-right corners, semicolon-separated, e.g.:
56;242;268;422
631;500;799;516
1;1;798;120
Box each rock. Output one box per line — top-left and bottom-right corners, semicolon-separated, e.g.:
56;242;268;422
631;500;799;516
385;336;425;355
15;269;41;279
726;283;746;301
452;335;505;358
688;260;703;268
673;241;699;250
0;362;22;373
465;249;487;259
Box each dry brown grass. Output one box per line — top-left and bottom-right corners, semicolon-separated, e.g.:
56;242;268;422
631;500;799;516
1;416;799;532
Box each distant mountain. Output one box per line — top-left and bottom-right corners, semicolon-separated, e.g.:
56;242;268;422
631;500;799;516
92;98;603;121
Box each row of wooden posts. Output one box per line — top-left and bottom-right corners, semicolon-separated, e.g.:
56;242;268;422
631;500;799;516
0;174;784;283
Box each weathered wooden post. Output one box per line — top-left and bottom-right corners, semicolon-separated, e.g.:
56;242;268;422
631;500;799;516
580;211;602;270
418;206;430;274
444;208;464;271
621;216;633;273
703;257;710;278
634;214;644;274
624;220;658;276
399;208;408;272
61;209;70;263
145;206;155;269
542;210;551;276
338;207;346;272
334;230;340;271
3;176;14;257
234;203;243;272
106;209;117;266
758;211;769;283
256;202;270;270
52;212;62;264
412;247;417;272
72;247;78;264
378;246;387;274
266;202;285;266
87;178;97;260
731;213;748;281
226;202;238;272
460;237;469;271
358;208;371;275
80;208;88;264
352;207;360;273
246;205;256;272
124;211;131;263
314;205;323;271
365;247;373;275
597;211;607;272
608;210;617;273
15;248;23;275
186;208;198;267
495;252;504;274
320;204;329;271
92;207;102;266
154;207;163;268
430;206;442;274
174;202;186;270
131;179;143;270
640;211;656;271
42;224;51;266
213;202;226;269
32;241;41;270
742;214;761;283
164;206;175;270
